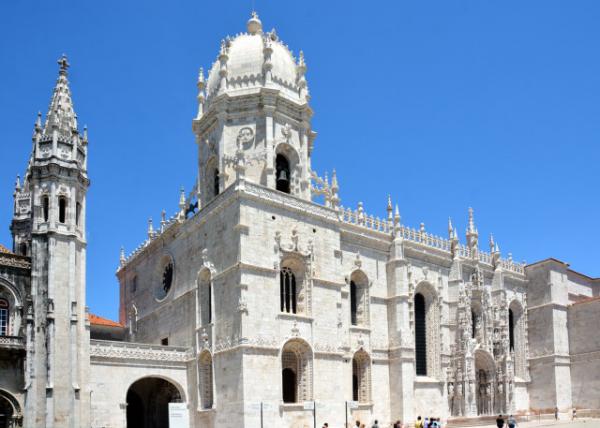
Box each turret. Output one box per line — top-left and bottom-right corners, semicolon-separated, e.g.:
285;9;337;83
21;55;91;427
193;12;315;207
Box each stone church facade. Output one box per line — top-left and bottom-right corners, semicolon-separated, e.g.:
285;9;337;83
1;12;599;428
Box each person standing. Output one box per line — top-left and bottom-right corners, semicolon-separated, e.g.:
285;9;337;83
496;414;505;428
355;421;361;428
372;420;380;428
572;408;577;420
415;416;424;428
554;407;559;420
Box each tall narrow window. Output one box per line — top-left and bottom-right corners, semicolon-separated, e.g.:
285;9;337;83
199;351;214;409
350;281;358;326
58;197;67;223
208;282;212;324
414;293;427;376
280;267;297;314
472;310;476;339
19;243;27;256
213;169;220;197
75;202;81;226
276;154;291;194
42;195;49;222
352;350;371;403
509;308;515;351
0;299;9;336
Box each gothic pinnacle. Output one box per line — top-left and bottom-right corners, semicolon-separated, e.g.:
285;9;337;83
387;195;393;221
119;246;126;266
448;217;454;239
58;54;69;76
147;218;154;239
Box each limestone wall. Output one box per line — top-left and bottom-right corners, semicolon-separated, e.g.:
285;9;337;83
568;298;600;410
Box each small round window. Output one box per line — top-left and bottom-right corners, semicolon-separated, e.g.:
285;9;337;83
156;259;174;300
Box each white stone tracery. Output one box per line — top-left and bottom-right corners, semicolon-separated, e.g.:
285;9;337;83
281;338;313;402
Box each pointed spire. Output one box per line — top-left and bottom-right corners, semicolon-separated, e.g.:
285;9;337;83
448;217;454;239
179;187;186;210
43;55;78;136
489;233;495;253
387;195;393;221
466;207;479;252
14;175;21;192
394;204;401;235
147;218;154;239
467;207;477;234
82;125;88;144
197;67;205;89
161;209;167;231
33;111;42;137
119;246;126;266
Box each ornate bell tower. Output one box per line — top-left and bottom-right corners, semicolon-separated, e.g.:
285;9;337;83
192;13;316;208
15;55;91;428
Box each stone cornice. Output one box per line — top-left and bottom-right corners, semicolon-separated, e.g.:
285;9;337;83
0;254;31;270
89;339;193;364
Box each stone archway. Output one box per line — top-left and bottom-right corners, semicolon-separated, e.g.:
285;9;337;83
0;391;21;428
475;350;496;416
126;377;183;428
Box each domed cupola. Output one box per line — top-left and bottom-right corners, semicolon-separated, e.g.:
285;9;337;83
203;12;309;107
193;12;316;207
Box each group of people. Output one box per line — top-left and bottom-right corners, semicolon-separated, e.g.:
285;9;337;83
496;414;518;428
414;416;442;427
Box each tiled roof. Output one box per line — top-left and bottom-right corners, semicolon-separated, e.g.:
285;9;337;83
571;295;600;306
0;244;12;254
89;313;122;328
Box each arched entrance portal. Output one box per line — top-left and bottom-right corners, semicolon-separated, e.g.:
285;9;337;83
0;391;20;428
475;350;496;416
126;377;183;428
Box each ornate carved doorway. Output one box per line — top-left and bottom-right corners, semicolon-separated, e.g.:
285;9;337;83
475;351;495;416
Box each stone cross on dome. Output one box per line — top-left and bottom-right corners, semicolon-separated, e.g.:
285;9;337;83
58;54;70;75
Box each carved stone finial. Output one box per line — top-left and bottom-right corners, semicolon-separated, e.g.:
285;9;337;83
147;218;154;239
57;54;69;76
119;246;126;266
247;11;263;35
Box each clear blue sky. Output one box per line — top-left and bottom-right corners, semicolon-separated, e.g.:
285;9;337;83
1;1;599;321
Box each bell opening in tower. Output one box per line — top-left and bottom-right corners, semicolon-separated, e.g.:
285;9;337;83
276;154;290;194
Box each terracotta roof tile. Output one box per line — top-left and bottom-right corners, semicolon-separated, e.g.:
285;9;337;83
89;313;123;328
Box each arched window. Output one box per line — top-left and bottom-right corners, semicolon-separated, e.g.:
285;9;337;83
131;276;137;294
19;242;27;256
75;202;81;226
508;308;514;351
349;271;368;326
281;340;313;403
414;286;441;378
350;281;358;325
414;293;427;376
0;299;8;336
275;154;290;194
42;195;49;222
213;169;220;197
508;301;525;378
200;273;212;325
280;267;297;314
352;350;371;403
58;196;67;223
199;351;214;409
